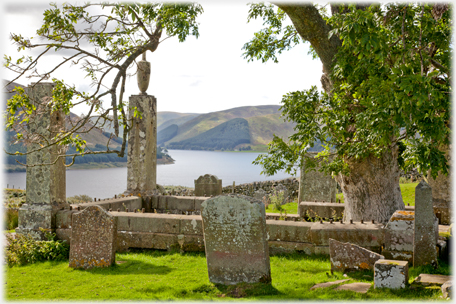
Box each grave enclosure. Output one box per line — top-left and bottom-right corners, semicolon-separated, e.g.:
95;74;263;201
16;78;451;287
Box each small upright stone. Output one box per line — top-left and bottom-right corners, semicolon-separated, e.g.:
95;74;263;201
374;259;408;289
201;194;271;285
69;205;117;269
414;180;438;267
194;174;222;197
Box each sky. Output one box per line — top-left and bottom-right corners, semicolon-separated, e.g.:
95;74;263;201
0;0;323;115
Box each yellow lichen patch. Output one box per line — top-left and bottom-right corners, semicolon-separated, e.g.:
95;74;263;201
359;262;369;269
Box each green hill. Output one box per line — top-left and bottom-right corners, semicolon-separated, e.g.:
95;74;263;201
157;124;178;145
157;112;199;131
167;118;250;150
161;105;295;150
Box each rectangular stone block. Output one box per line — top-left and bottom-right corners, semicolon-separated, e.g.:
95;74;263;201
201;194;271;285
150;195;159;209
165;196;195;211
266;220;312;243
177;234;205;252
374;259;408;289
16;203;53;239
115;213;180;234
55;228;71;243
194;197;209;211
55;210;75;229
383;210;414;252
69;205;117;269
310;221;384;250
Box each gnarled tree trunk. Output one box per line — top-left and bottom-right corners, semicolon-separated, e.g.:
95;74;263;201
335;146;405;223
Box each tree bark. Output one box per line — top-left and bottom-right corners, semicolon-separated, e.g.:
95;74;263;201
276;3;405;223
335;147;405;223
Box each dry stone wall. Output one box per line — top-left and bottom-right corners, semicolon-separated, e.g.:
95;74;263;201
222;178;300;199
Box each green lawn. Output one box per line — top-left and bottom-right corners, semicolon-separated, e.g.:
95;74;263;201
5;250;449;301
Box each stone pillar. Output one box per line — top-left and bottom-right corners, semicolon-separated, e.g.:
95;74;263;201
298;153;337;203
16;82;68;240
413;180;438;267
126;94;157;195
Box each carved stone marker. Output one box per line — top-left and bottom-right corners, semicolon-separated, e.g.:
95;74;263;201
201;194;271;285
69;205;117;269
329;238;384;272
273;183;288;205
16;82;68;240
298;152;337;203
414;180;438;267
194;174;222;197
126;94;157;196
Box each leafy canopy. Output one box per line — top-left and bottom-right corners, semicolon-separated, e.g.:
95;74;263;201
245;3;451;178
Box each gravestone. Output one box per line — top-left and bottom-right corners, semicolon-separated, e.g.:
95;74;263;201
69;205;117;269
374;259;408;289
201;194;271;285
298;152;337;203
194;174;222;197
16;82;68;240
414;180;438;267
382;210;415;262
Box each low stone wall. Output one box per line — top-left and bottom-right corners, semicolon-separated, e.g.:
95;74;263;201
221;178;300;199
56;205;385;256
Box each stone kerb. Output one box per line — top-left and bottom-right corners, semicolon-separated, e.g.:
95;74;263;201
17;82;68;240
201;194;271;285
194;174;222;197
126;94;157;196
69;205;117;269
414;180;438;267
299;201;345;219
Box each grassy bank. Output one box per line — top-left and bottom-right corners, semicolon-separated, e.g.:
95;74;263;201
5;249;448;301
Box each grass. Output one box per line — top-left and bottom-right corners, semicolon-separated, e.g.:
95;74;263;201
400;182;419;206
5;250;449;301
265;201;298;214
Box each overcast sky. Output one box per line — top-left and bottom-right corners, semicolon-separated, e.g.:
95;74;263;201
0;1;323;115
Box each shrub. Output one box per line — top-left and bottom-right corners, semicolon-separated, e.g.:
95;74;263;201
4;208;19;230
5;230;69;267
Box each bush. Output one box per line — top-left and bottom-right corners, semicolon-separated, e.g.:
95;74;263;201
4;208;19;230
5;231;69;267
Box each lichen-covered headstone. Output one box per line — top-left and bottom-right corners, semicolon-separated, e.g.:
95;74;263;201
414;180;438;267
201;194;271;285
194;174;222;197
69;205;117;269
374;259;408;289
382;210;415;262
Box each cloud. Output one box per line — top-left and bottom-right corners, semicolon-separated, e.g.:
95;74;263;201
189;80;202;87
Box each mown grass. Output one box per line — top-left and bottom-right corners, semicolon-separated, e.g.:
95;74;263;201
5;250;448;301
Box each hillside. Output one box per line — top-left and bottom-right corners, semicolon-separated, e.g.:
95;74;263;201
162;105;292;146
167;118;250;150
157;112;199;131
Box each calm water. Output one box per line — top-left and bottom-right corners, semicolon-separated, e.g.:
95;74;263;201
3;150;294;199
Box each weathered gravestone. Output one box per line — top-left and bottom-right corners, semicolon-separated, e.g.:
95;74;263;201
329;238;384;272
273;183;288;205
69;205;117;269
194;174;222;197
374;259;408;289
382;210;415;262
201;194;271;285
414;180;438;267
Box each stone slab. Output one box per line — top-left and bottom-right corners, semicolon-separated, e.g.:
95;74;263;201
117;231;179;252
115;212;180;234
268;241;313;255
329;238;384;272
201;194;271;285
441;281;452;299
179;216;203;235
73;196;142;212
334;282;371;293
299;202;344;219
414;274;452;286
310;279;350;290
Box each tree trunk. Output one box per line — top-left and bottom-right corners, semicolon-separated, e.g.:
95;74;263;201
335;146;405;223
